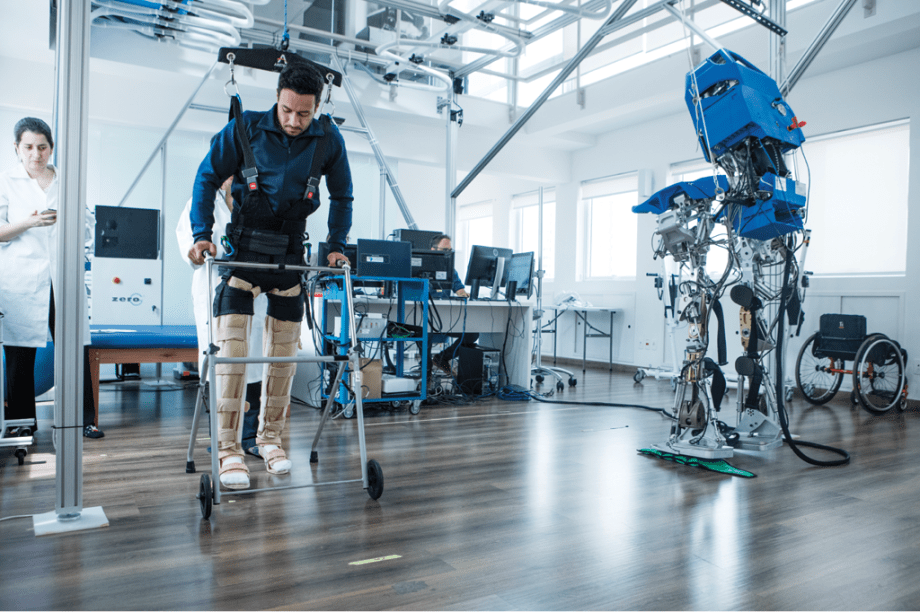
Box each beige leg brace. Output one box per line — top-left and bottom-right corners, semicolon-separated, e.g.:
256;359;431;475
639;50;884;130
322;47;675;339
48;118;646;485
256;285;302;455
215;277;261;471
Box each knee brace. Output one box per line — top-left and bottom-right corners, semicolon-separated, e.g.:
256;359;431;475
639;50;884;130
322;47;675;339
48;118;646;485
257;285;303;445
214;310;253;460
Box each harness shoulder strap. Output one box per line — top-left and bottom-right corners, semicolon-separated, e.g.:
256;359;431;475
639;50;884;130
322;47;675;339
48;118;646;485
303;114;333;200
230;95;260;192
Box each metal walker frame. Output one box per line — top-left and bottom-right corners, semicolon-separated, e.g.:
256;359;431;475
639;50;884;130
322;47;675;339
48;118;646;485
186;258;383;519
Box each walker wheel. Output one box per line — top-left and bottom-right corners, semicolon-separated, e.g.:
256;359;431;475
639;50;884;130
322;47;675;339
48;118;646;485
366;459;384;500
199;473;213;519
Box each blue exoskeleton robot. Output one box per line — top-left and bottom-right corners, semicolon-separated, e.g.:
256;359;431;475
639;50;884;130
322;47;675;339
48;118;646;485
634;49;812;459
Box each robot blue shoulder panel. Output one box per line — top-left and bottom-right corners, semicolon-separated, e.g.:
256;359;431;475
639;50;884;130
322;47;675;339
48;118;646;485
632;176;728;215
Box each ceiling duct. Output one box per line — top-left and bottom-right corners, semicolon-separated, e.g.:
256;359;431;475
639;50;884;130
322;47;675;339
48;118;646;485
90;0;271;52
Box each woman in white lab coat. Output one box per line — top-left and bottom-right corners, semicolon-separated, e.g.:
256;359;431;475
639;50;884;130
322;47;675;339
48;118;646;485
0;117;102;438
176;177;267;456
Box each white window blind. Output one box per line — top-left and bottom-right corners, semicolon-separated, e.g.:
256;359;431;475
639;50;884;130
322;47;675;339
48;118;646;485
580;173;638;279
802;120;909;275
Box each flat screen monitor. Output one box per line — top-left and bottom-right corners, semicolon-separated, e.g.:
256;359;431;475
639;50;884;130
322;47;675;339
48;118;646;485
317;242;357;267
410;249;454;292
356;239;412;278
464;245;512;299
94;205;159;259
504;252;535;299
394;228;444;250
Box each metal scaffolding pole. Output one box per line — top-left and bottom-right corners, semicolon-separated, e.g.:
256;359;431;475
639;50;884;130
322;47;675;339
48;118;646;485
780;0;857;97
452;0;640;199
35;0;108;537
331;54;418;229
444;88;459;236
768;0;787;83
662;2;723;52
117;61;220;208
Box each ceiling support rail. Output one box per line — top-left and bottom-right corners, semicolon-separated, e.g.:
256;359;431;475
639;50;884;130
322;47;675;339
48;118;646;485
451;0;640;199
117;60;221;208
332;54;418;230
780;0;857;97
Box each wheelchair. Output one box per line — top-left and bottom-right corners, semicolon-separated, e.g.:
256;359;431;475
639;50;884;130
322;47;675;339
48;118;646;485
795;314;908;414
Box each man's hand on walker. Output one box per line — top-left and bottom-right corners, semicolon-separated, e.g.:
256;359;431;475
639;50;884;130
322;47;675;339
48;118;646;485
327;251;350;268
189;241;217;265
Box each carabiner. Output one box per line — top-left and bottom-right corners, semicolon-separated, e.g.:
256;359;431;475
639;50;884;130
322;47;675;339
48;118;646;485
221;235;235;257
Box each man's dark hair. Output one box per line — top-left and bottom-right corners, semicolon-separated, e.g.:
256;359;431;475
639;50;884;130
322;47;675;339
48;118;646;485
14;117;54;149
277;63;325;98
430;233;451;249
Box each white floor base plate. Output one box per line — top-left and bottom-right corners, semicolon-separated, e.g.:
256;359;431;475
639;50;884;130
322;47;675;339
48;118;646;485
33;506;109;536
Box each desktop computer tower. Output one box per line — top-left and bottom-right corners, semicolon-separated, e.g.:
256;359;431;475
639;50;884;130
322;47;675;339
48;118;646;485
457;346;501;395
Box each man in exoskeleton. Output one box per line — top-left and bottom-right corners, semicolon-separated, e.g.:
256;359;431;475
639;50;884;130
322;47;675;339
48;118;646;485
188;63;353;489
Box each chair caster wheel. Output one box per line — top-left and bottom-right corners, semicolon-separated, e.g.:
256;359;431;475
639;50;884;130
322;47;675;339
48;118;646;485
556;382;565;392
535;375;544;383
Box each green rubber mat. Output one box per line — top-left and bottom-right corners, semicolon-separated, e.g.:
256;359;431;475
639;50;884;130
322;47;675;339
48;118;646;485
638;448;756;478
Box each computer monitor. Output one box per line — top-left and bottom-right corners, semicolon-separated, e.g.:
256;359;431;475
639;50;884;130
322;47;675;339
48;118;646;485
317;242;357;267
503;252;535;300
356;239;412;278
394;228;443;250
94;205;159;259
464;245;512;299
410;249;454;292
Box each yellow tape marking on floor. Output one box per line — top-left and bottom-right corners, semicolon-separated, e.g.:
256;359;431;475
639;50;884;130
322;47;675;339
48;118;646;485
349;554;402;566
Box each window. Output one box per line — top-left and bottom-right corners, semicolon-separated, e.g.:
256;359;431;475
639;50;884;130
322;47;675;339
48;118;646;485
455;200;494;283
580;174;638;279
512;189;556;280
801;120;909;275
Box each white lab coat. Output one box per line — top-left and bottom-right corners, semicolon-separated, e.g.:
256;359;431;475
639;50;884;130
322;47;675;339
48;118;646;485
175;194;265;383
0;163;93;347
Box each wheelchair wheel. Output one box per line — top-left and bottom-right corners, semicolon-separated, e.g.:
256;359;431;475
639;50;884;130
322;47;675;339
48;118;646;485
852;334;905;415
795;332;843;405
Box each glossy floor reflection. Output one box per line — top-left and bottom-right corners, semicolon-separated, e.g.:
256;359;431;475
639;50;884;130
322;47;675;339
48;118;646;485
2;371;920;610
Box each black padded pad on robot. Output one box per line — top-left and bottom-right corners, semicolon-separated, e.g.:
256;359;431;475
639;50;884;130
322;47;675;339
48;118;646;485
735;356;758;377
730;285;757;309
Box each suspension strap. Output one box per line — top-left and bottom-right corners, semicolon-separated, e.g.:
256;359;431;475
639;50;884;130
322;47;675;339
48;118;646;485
303;114;332;201
229;94;260;193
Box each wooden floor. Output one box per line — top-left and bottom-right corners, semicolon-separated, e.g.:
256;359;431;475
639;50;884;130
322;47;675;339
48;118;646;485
2;368;920;611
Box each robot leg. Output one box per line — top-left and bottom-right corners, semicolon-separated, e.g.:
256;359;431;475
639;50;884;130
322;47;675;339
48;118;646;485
256;283;302;474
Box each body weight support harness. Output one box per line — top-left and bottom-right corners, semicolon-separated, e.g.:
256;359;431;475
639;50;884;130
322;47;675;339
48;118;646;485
222;94;335;328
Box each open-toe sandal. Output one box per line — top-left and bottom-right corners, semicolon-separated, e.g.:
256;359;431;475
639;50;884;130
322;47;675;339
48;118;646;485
261;446;291;475
219;456;250;489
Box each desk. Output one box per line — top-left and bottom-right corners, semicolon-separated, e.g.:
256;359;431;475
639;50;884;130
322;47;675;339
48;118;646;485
88;325;198;425
341;297;533;387
546;307;617;372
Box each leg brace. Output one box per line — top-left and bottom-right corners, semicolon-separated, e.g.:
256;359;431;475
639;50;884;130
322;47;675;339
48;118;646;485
214;277;261;484
257;284;302;450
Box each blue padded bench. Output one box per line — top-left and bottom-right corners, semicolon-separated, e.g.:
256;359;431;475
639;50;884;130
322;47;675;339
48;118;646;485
88;325;199;425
